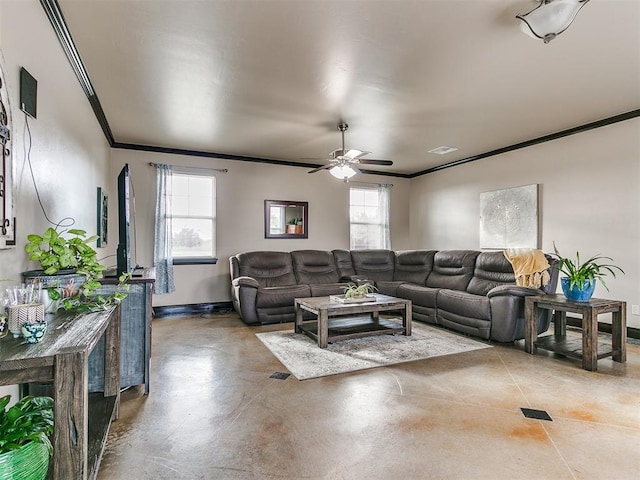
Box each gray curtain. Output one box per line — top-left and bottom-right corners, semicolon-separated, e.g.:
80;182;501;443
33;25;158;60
153;164;175;294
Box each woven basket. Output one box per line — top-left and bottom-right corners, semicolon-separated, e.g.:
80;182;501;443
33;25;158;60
7;304;45;338
0;442;50;480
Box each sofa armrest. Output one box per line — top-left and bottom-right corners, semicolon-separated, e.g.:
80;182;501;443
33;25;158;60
232;276;260;289
231;276;260;324
487;285;543;298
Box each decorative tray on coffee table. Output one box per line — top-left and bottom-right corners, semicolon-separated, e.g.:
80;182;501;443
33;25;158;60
329;294;376;304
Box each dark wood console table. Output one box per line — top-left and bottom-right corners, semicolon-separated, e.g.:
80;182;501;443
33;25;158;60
0;306;121;480
93;268;154;393
524;294;626;371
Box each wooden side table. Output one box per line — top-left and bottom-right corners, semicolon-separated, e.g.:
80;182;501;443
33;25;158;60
524;294;626;371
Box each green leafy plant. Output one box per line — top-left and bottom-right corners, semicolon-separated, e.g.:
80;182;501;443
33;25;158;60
343;282;378;298
58;271;131;312
0;395;54;455
25;227;104;277
25;227;131;312
288;218;299;225
553;243;624;291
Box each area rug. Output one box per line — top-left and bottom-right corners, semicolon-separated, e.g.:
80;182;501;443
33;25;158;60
256;322;492;380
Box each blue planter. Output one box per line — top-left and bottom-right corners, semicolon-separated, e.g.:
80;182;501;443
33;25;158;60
561;277;596;302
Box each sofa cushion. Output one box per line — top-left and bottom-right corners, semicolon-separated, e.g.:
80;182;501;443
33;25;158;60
236;251;297;287
393;250;436;284
437;289;491;320
309;283;350;297
396;283;439;308
291;250;341;284
466;251;516;296
426;250;479;290
376;280;405;297
350;249;395;282
256;284;311;308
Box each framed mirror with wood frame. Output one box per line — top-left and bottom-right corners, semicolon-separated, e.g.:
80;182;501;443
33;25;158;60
264;200;308;239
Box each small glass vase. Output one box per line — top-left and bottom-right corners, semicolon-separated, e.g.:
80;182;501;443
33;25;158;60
561;277;596;302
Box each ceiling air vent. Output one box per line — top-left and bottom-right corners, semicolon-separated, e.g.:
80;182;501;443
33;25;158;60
428;146;458;155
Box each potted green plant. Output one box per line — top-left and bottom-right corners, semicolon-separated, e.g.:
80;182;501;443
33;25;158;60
343;282;378;299
286;218;298;234
553;244;624;302
24;227;130;312
0;395;53;480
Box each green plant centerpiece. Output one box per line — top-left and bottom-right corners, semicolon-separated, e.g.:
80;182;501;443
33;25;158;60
0;395;54;480
24;227;130;312
343;282;378;299
553;244;624;302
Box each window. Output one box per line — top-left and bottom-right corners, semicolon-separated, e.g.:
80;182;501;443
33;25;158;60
349;185;391;250
169;172;216;263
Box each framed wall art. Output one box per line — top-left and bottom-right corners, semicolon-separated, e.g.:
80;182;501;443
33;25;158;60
479;184;539;249
97;187;108;247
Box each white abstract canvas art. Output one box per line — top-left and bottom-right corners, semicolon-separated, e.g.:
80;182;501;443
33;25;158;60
479;184;539;249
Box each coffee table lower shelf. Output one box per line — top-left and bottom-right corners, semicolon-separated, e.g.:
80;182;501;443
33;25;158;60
299;317;406;345
535;335;619;361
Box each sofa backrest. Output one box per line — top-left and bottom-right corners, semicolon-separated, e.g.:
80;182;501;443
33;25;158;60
235;251;297;287
291;250;341;285
426;250;479;290
350;249;395;282
394;250;437;284
466;251;516;296
332;249;356;279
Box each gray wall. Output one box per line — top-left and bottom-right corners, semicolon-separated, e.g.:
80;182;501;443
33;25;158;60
110;149;411;307
410;119;640;328
0;1;111;398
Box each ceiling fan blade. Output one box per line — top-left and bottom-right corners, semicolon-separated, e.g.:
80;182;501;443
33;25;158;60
343;149;370;161
307;164;334;174
356;159;394;166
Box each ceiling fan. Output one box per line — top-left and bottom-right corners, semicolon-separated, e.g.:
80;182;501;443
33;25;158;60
307;122;393;179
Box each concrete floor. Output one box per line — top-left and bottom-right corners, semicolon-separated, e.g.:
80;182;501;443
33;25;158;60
97;312;640;480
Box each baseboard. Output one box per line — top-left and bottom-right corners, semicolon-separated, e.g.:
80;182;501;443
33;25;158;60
563;316;640;340
153;302;234;318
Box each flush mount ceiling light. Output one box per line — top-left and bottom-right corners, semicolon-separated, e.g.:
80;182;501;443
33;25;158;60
516;0;590;44
329;163;359;181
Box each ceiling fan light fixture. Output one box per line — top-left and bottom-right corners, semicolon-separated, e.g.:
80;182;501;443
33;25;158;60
516;0;589;44
329;164;358;180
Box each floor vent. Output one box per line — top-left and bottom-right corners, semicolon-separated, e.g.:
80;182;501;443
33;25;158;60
270;372;291;380
521;408;553;421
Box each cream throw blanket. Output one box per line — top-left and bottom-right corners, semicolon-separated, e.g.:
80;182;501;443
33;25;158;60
503;248;550;289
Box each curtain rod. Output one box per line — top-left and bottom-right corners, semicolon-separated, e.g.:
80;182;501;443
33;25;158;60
149;162;228;173
347;181;394;187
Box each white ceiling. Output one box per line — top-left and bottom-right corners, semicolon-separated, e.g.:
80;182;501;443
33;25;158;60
56;0;640;176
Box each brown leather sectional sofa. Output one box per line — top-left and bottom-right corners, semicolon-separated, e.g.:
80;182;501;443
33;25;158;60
229;249;559;342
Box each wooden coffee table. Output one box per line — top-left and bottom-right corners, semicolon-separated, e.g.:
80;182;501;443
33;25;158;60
294;294;412;348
